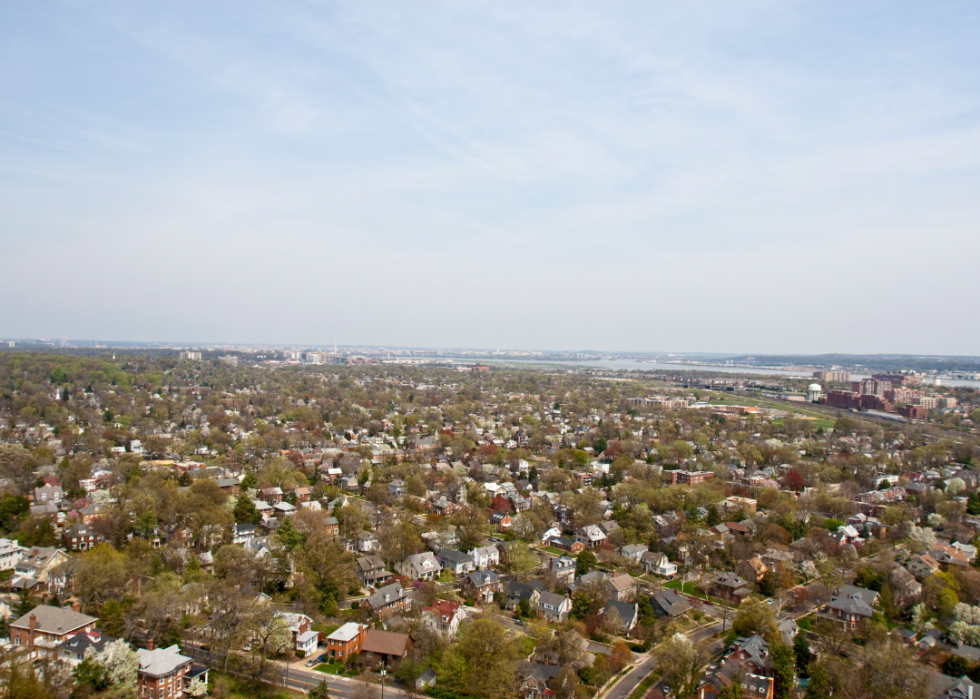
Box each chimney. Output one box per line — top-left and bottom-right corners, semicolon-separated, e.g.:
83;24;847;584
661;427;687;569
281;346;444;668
147;639;154;651
28;614;36;651
72;601;81;612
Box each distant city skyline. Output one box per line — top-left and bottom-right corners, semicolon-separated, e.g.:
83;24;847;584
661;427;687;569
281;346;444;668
2;2;980;353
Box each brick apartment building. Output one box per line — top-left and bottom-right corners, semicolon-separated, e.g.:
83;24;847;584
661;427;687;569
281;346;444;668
670;470;716;486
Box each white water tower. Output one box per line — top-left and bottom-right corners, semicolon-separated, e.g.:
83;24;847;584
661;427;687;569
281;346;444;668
808;383;822;402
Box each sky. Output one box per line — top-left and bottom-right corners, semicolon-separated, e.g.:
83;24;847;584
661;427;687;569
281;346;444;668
2;2;980;355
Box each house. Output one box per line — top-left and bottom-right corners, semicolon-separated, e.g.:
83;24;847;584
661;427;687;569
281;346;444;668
323;516;339;536
357;531;380;553
890;565;922;601
438;549;476;575
56;628;115;665
232;523;257;545
930;544;972;571
545;536;584;554
363;582;411;620
325;622;368;661
416;668;437;690
460;570;502;604
651;589;691;618
490;512;513;532
540;527;562;545
575;524;607;549
640;551;677;578
0;538;25;570
697;635;775;699
735;557;768;584
823;593;874;631
620;544;647;562
548;555;576;584
356;555;390;588
274;611;319;657
389;480;407;498
34;484;64;506
709;572;752;604
605;573;638;602
361;629;412;667
836;584;879;608
63;523;103;552
9;605;99;654
137;642;207;699
10;546;70;594
519;662;562;699
399;552;442;581
943;677;980;699
535;591;572;622
907;553;940;579
422;600;465;637
507;580;548;610
471;544;500;569
602;600;638;634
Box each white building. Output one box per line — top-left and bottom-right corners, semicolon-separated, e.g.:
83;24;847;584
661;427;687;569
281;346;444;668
0;538;25;571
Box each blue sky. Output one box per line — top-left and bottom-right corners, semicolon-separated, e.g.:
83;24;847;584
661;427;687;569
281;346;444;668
2;2;979;353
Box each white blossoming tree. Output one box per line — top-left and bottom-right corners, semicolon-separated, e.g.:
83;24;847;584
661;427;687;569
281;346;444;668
84;638;139;688
909;524;937;550
186;675;209;698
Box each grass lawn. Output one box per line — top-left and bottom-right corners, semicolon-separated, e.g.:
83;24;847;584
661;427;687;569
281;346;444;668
542;546;571;557
314;624;339;636
663;580;699;595
315;662;346;674
209;671;307;699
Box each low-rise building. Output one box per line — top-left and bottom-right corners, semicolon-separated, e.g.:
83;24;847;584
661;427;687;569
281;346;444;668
137;642;207;699
325;622;368;662
364;582;411;620
10;605;99;655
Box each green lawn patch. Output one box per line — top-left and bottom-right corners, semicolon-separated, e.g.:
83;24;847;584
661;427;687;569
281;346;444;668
208;671;306;699
315;662;346;675
542;546;566;556
663;580;698;595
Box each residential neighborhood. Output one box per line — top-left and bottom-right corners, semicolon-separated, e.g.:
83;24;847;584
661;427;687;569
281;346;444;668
0;351;979;699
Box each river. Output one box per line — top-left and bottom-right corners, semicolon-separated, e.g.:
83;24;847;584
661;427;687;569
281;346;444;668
487;358;980;387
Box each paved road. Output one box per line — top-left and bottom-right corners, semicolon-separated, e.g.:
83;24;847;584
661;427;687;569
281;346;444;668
272;664;413;698
603;623;721;699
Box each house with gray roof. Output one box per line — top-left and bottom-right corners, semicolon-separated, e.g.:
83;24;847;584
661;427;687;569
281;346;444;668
437;548;476;575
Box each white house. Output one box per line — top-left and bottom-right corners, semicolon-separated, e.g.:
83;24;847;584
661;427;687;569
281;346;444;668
471;544;500;569
640;551;677;577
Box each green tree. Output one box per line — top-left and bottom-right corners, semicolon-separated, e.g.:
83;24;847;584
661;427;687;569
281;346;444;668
733;598;777;638
241;470;257;490
793;634;812;678
942;655;971;678
576;549;597;577
770;640;795;699
276;517;304;551
458;618;518;699
706;505;721;527
968;491;980;516
14;589;36;619
308;680;331;699
233;494;262;525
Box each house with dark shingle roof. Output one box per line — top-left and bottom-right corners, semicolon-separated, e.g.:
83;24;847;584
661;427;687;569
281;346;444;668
651;589;691;618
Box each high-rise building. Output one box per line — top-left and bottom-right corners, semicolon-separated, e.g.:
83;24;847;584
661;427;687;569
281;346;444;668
814;370;850;384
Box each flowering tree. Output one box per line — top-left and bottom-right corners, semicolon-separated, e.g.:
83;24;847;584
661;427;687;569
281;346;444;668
186;675;209;698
